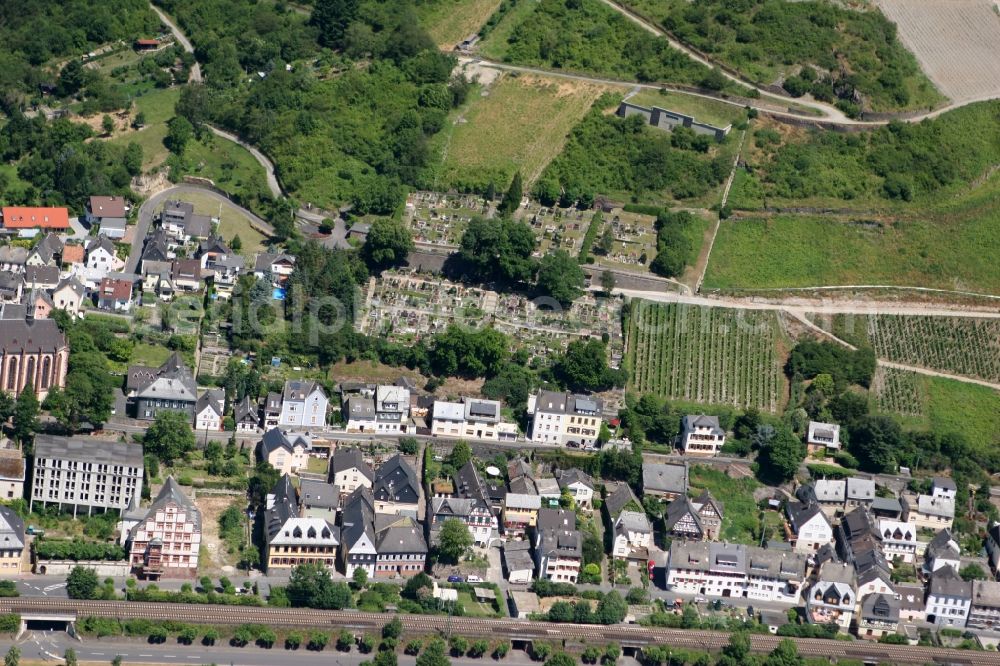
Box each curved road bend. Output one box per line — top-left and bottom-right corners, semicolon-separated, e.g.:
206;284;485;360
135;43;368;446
149;4;202;83
206;125;284;199
128;185;274;274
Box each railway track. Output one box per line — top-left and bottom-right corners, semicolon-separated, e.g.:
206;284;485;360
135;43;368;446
2;598;994;665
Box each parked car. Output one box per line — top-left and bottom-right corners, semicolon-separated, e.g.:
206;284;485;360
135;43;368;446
694;596;707;603
466;575;483;583
447;575;464;583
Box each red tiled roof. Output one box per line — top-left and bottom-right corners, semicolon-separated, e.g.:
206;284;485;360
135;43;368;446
99;278;132;301
2;207;69;230
61;245;85;264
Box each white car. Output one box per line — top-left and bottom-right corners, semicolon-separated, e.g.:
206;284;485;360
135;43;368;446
466;575;483;583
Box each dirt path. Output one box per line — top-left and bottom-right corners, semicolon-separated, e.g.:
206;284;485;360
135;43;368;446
149;4;202;83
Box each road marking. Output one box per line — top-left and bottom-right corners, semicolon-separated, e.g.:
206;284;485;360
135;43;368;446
92;652;104;655
140;654;153;657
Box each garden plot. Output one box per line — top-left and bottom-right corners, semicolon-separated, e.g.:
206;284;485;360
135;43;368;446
875;0;1000;104
358;270;623;362
625;300;784;411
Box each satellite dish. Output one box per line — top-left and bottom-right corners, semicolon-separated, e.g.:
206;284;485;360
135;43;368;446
485;466;501;477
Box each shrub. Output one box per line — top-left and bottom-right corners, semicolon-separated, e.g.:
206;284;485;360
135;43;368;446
0;615;20;634
308;631;329;651
286;632;302;649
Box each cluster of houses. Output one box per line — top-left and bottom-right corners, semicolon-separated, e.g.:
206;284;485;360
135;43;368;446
663;468;1000;639
0;201;292;316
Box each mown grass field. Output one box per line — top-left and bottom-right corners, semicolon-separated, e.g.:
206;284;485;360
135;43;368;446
417;0;502;49
703;207;1000;293
164;191;267;254
429;73;608;190
625;89;746;128
625;300;785;411
108;87;181;168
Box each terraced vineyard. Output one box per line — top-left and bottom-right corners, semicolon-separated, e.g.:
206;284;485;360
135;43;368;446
866;315;1000;384
626;301;783;411
871;366;924;416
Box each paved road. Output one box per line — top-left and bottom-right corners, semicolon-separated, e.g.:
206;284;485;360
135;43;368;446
206;125;283;199
149;4;202;83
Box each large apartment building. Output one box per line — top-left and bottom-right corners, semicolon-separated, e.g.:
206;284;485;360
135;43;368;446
527;390;603;447
30;435;144;515
666;541;806;605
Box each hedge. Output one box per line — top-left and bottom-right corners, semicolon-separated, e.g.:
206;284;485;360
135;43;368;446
34;539;126;562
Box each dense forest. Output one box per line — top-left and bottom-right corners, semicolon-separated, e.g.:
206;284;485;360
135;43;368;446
626;0;938;112
496;0;736;92
0;0;160;106
164;0;464;213
745;101;1000;203
537;95;731;205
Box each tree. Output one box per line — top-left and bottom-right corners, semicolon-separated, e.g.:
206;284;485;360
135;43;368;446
66;566;99;599
4;646;18;666
498;172;523;217
960;563;988;581
307;631;329;650
649;225;690;278
437;518;473;564
458;217;536;284
600;270;616;294
764;639;802;666
553;338;623;392
364;218;413;268
398;437;420;455
63;650;77;666
603;643;621;664
536;249;585;307
597;225;614;255
287;562;353;609
447;441;472;469
336;630;354;651
716;631;752;666
231;235;242;251
544;654;575;666
756;427;804;484
286;632;303;649
143;411;196;465
12;385;38;448
202;629;219;645
59;59;86;96
595;591;627;624
311;0;360;49
849;415;902;473
352;566;369;589
416;638;450;666
112;657;123;666
132;111;147;129
469;639;489;658
382;616;403;640
166;116;194;155
448;636;467;656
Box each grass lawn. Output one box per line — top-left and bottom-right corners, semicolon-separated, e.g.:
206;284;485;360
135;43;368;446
107;87;181;169
162;191;267;254
626;88;746;128
418;0;502;49
183;133;271;216
0;163;31;195
456;590;501;617
703;206;1000;294
134;86;181;126
923;376;1000;454
306;457;328;475
687;465;761;544
430;72;608;190
130;342;173;367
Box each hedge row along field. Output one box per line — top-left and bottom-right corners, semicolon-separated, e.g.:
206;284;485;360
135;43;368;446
867;315;1000;384
625;300;782;411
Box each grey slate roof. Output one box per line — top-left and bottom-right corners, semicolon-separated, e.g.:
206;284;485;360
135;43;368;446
138;477;200;536
508;477;536;495
605;482;641;517
259;428;311;458
557;468;594;491
196;389;225;418
683;414;724;436
0;505;24;551
374;514;427;554
235;395;258;424
373;454;420;504
266;475;298;539
537;528;582;559
616;510;652;535
536;508;576;532
330;447;373;481
643;463;687;495
341;486;375;551
871;497;902;514
930;566;972;599
664;496;701;534
926;528;961;560
347;396;375;420
786;500;825;532
283;379;324;402
861;593;899;622
299;479;340;511
34;434;144;467
0;318;67;353
134;353;197;402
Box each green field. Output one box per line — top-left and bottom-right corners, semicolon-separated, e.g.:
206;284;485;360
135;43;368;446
625;300;785;411
108;87;181;169
183;134;271;209
625;89;746;128
429;72;608;191
130;343;173;368
703;207;1000;294
417;0;501;48
688;466;762;544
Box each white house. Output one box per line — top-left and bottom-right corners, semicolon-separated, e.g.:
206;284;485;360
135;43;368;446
329;448;373;496
924;529;961;574
51;277;86;315
925;566;972;627
85;236;122;273
556;469;595;508
431;401;464;438
878;519;917;563
665;541;806;605
194;389;225;432
931;477;957;501
374;384;409;433
806;562;857;630
806;421;840;453
612;511;652;560
257;428;311;476
904;493;954;531
528;390;603;447
680;414;726;455
345;397;376;433
786;501;834;553
278;380;328;428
